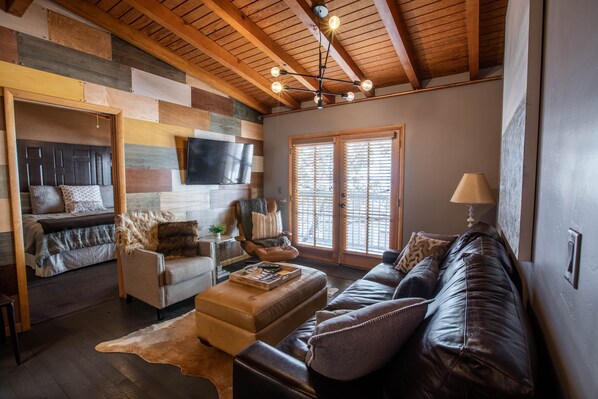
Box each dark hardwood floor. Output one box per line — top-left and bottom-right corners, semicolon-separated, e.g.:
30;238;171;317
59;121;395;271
0;258;365;399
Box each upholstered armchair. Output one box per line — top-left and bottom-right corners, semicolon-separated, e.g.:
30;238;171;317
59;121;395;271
117;212;215;320
234;199;299;262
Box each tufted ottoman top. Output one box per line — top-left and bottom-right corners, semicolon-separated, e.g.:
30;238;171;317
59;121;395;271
195;264;326;333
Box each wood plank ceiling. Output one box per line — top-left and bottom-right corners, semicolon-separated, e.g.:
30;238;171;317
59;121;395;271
54;0;507;114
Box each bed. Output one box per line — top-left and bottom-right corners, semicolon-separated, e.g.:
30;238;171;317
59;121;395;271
23;209;116;277
18;139;117;277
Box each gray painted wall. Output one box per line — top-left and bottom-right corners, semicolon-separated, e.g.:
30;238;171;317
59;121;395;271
263;80;503;247
516;0;598;397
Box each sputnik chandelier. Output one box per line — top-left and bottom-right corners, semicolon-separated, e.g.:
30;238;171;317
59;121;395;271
270;1;373;109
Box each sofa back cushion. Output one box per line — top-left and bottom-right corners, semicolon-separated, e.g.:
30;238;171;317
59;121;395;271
384;253;536;398
392;256;439;300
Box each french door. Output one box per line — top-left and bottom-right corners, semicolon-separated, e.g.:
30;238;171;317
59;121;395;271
290;128;403;268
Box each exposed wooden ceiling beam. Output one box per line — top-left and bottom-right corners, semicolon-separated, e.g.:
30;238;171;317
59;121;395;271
284;0;374;98
2;0;34;17
373;0;421;90
126;0;300;110
466;0;480;80
201;0;334;105
53;0;270;114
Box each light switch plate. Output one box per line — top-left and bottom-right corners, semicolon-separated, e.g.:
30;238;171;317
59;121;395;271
564;228;581;289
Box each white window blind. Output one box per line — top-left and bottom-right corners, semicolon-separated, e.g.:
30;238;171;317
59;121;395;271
343;138;393;255
293;142;335;248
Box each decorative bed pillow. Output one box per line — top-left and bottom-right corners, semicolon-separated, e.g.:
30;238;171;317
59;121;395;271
29;185;65;214
306;298;429;381
393;256;440;300
59;185;105;213
394;232;450;273
251;211;282;239
157;221;200;257
100;185;114;208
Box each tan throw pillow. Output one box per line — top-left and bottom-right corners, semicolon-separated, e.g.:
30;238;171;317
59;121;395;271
60;185;105;213
395;232;450;273
251;211;282;239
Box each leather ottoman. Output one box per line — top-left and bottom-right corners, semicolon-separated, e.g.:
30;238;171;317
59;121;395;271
195;264;327;355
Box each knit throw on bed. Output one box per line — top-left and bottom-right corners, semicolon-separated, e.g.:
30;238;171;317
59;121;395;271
116;211;174;254
238;199;267;240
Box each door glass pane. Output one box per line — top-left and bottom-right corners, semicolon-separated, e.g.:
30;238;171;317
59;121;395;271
344;139;392;255
293;143;334;248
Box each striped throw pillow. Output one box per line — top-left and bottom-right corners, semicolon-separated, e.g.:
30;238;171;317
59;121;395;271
251;211;282;239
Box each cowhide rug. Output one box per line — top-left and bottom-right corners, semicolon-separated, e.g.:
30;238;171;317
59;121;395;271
96;287;339;399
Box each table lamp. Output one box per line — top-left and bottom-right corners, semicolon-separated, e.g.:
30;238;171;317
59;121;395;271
450;172;495;227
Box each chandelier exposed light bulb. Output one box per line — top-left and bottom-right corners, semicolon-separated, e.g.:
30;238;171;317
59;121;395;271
271;81;283;94
313;95;320;104
360;79;373;91
271;67;280;77
328;15;340;30
344;92;355;102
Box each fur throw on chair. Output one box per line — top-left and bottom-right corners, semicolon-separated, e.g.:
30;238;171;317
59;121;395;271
116;211;174;254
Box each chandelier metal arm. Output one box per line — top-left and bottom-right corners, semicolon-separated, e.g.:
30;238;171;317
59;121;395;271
283;86;351;97
279;70;360;86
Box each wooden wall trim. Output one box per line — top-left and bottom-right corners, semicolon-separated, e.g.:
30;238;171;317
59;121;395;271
3;88;29;330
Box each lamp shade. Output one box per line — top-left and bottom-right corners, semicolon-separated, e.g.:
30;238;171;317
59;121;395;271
450;173;495;205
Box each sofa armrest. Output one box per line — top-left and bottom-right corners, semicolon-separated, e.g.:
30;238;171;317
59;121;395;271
122;248;165;279
382;249;402;264
233;341;316;399
197;241;213;258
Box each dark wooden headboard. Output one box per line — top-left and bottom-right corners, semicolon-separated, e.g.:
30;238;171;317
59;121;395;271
17;139;112;192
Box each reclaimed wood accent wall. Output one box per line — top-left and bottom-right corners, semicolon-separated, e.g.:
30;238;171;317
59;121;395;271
0;2;264;325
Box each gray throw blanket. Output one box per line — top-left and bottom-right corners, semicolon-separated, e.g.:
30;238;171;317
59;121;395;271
239;199;267;240
253;234;292;248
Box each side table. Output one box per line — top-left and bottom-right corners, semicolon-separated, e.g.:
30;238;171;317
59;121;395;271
0;293;21;365
198;235;249;283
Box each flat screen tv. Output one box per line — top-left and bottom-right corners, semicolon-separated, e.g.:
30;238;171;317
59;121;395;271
186;138;254;185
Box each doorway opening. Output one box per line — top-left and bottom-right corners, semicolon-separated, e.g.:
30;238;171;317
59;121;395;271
3;88;126;331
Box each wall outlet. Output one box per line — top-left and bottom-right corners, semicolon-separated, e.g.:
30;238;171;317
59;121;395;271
564;228;581;289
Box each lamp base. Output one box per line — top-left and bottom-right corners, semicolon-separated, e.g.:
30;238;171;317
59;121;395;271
466;204;476;228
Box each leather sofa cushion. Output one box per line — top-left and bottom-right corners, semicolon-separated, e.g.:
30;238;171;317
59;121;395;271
460;236;514;277
276;316;316;362
362;262;405;287
164;256;213;285
326;279;395;311
385;253;536;398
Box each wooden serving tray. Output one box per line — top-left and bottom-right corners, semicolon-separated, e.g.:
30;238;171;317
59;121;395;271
229;262;301;291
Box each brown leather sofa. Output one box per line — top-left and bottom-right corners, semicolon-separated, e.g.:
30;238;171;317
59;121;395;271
233;223;537;398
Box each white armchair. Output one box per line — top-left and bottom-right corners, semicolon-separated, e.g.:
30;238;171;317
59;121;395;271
121;245;214;320
117;212;216;319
